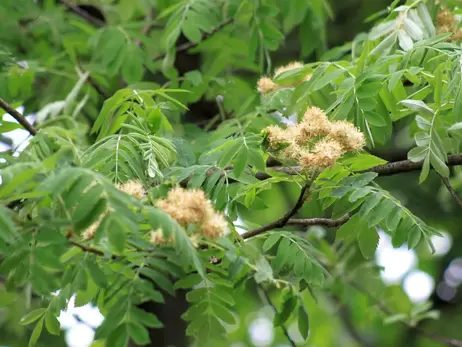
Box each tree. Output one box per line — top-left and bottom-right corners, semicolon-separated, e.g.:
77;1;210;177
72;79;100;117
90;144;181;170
1;0;462;346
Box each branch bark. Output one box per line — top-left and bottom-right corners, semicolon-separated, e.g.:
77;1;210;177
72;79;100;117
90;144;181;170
285;214;350;228
240;183;311;239
258;286;296;347
152;18;234;62
69;239;106;257
0;98;37;136
58;0;105;27
439;175;462;210
256;154;462;179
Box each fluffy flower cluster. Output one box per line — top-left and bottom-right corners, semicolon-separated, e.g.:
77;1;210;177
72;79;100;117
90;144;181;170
116;180;145;199
436;6;462;42
152;187;229;246
82;213;106;240
257;61;311;95
264;107;365;170
82;181;145;241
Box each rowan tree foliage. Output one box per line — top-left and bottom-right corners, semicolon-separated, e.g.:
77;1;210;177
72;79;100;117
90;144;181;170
1;0;462;346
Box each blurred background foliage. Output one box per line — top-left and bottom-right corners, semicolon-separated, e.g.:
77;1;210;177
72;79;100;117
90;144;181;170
1;0;462;347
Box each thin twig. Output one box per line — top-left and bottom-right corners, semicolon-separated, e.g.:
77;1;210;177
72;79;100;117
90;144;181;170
240;183;311;239
136;9;154;47
152;18;234;62
69;239;105;257
440;175;462;210
87;74;110;99
337;302;373;347
58;0;105;27
258;286;296;347
351;281;462;347
285;214;350;228
0;98;37;136
76;58;110;99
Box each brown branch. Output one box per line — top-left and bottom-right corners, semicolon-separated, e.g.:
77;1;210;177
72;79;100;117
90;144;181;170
258;285;296;347
351;282;462;347
440;175;462;210
255;153;462;179
240;183;311;239
285;214;350;228
0;98;37;136
152;18;234;62
69;239;105;257
58;0;105;27
87;74;110;99
136;10;154;48
363;154;462;176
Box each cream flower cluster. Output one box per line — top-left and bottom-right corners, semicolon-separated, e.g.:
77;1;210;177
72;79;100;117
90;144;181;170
264;107;365;170
82;180;145;240
151;187;229;245
257;61;312;95
436;5;462;42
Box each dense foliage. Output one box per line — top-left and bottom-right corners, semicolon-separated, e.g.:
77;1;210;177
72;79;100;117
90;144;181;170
1;0;462;346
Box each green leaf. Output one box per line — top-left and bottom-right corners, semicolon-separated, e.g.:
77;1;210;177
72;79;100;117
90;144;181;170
233;146;248;178
400;100;434;117
108;217;127;254
384;313;408;325
385;207;403;232
174;274;202;289
407;226;422;249
274;292;297;326
20;309;46;325
357;226;379;259
370;32;397;56
349;187;372;202
360;193;383;217
45;311;60;336
367;198;396;226
0;205;16;243
131;307;163;328
107;324;129;347
140;268;174;295
211;301;236;325
122;45;145;84
127;322;150;345
408;146;427;162
398;29;413;51
447;122;462;133
294;256;306;278
298;305;310;340
369;20;397;40
86;261;107;288
29;317;44;347
262;233;281;252
218;141;241;169
336;214;359;241
417;3;435;37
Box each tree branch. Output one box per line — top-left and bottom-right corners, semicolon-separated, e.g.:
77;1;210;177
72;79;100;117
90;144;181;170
0;98;37;136
285;214;350;228
351;281;462;347
152;18;234;62
258;286;296;347
439;175;462;210
254;154;462;179
87;74;110;99
240;183;311;239
69;239;105;257
136;9;154;48
58;0;105;27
